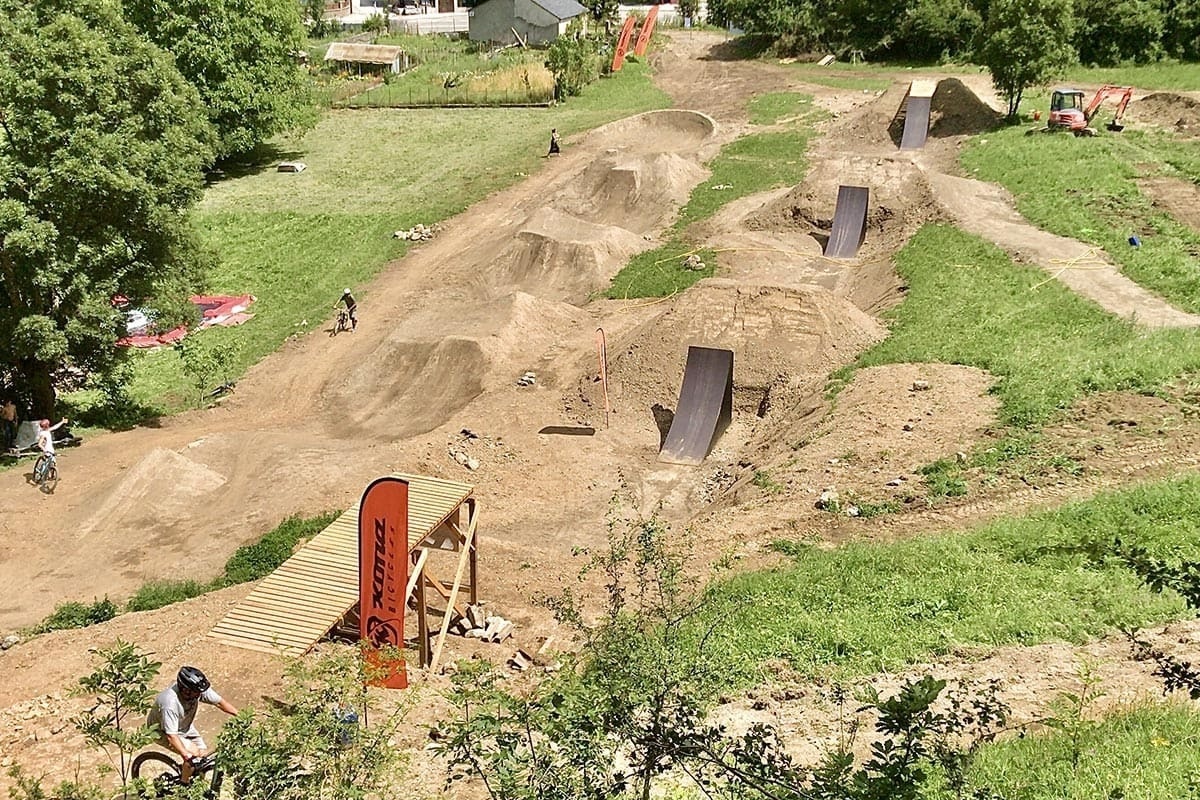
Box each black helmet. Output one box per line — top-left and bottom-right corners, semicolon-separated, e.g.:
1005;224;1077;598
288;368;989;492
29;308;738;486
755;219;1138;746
177;666;210;693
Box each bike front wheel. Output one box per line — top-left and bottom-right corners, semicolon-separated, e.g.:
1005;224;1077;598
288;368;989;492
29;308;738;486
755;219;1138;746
131;750;182;784
43;465;58;492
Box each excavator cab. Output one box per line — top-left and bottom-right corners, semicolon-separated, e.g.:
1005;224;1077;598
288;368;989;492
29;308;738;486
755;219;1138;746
1049;89;1087;131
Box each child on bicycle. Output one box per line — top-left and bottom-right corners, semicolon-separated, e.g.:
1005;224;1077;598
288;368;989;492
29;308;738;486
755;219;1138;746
334;289;358;332
36;417;68;457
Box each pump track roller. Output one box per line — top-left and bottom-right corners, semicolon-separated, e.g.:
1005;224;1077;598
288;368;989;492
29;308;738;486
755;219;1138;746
658;346;734;466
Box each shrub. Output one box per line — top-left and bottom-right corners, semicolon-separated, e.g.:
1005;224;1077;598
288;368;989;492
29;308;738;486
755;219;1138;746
220;511;341;585
33;598;119;633
125;580;209;612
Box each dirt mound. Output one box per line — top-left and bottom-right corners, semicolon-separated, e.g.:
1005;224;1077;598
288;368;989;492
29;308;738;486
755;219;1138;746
552;151;708;234
321;336;486;438
588;281;886;421
830;81;912;152
1127;92;1200;136
1139;176;1200;233
745;155;941;260
492;207;648;303
580;109;717;154
75;448;227;538
927;77;1002;137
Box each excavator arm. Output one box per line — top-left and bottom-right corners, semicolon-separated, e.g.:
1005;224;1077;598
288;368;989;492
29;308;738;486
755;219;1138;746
1085;84;1135;124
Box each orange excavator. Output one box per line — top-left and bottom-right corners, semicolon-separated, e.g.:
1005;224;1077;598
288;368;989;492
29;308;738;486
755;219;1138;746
1045;85;1134;136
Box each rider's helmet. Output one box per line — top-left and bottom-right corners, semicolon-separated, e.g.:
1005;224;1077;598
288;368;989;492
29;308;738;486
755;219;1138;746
38;419;50;430
342;288;351;296
177;666;210;694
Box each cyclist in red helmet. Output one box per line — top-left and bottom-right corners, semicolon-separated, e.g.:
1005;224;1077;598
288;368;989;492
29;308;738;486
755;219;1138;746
147;666;238;783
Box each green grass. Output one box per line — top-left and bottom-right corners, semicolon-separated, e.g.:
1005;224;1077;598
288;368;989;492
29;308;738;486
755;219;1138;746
948;704;1200;800
961;128;1200;316
747;91;814;124
840;224;1200;429
29;598;119;634
1060;60;1200;91
695;474;1200;688
95;63;668;416
606;125;817;298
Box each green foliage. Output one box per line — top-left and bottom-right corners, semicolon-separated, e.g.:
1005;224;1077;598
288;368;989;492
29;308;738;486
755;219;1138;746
0;0;215;416
854;225;1200;429
125;580;208;612
361;12;387;33
584;0;618;27
173;335;239;400
123;0;315;160
72;640;162;790
545;22;599;99
708;474;1200;686
894;0;982;60
748;91;814;125
958;704;1200;799
919;458;969;499
961;130;1200;316
1074;0;1165;65
32;598;119;634
1166;0;1200;59
4;768;106;800
606;244;717;299
220;511;340;585
978;0;1077;117
218;647;411;800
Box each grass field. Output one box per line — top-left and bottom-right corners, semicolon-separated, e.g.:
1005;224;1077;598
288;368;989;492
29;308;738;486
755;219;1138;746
961;129;1200;316
694;473;1200;688
836;224;1200;430
93;62;669;416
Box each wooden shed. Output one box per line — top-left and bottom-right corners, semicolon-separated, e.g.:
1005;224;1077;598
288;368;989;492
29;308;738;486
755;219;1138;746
468;0;586;45
324;42;410;74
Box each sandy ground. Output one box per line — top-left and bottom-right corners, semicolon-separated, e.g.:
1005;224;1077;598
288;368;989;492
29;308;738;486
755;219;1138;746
3;30;1200;794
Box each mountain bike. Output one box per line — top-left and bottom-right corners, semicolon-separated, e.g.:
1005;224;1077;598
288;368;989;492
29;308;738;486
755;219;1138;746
131;751;225;799
31;452;58;492
331;307;351;336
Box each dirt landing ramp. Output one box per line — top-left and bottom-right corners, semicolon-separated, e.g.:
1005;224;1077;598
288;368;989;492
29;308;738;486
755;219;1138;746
824;185;869;258
658;346;734;465
930;172;1200;328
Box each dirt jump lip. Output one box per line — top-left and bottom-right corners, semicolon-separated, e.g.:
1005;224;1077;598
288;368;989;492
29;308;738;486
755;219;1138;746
578;109;718;153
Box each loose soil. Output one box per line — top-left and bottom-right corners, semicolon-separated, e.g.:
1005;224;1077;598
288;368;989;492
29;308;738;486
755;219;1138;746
3;30;1200;795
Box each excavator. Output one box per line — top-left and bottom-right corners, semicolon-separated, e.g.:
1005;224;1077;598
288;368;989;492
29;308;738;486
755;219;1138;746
1044;84;1134;136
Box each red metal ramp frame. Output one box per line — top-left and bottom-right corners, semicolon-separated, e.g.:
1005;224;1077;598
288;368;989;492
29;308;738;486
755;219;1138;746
823;185;869;258
658;346;734;466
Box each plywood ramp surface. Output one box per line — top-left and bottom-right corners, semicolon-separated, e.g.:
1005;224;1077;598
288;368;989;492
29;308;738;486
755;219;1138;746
209;474;473;655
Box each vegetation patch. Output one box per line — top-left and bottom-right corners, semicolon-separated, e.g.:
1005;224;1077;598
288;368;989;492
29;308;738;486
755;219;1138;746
606;125;817;298
952;703;1200;799
848;224;1200;429
747;91;814;124
961;129;1200;314
700;474;1200;686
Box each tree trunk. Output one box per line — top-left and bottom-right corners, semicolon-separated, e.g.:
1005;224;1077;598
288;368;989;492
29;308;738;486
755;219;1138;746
21;359;57;419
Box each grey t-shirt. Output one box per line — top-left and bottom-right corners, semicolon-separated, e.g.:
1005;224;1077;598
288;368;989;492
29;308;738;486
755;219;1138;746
147;682;223;736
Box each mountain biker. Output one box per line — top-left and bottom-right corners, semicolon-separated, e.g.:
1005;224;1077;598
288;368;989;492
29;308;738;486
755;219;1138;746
334;289;358;332
147;667;238;783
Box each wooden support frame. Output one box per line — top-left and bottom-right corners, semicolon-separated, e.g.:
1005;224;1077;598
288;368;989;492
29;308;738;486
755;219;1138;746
411;497;478;670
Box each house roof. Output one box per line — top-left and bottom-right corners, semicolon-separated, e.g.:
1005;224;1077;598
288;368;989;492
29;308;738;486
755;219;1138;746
530;0;586;19
324;42;405;65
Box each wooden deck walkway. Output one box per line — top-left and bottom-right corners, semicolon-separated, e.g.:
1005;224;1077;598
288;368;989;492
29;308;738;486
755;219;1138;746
208;474;473;656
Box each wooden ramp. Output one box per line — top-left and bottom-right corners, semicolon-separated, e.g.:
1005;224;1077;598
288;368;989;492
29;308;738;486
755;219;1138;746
209;474;473;656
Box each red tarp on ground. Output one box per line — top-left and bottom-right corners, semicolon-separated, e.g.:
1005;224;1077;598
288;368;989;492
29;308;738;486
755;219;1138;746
115;295;256;348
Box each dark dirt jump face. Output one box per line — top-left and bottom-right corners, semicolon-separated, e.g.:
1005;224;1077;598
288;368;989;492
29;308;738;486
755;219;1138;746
658;345;734;466
824;185;869;258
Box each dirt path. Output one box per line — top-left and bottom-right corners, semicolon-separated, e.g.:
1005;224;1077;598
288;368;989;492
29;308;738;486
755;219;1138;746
929;172;1200;327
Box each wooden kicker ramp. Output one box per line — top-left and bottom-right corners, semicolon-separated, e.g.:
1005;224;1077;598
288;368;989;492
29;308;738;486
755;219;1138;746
209;473;475;659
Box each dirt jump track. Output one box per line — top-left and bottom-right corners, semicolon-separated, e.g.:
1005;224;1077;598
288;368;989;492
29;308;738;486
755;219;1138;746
4;31;1200;791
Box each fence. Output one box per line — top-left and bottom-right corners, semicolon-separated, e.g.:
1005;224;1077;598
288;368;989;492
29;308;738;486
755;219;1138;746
337;82;552;107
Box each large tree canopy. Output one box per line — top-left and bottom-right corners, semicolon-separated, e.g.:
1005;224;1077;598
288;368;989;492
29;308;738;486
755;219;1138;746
979;0;1077;118
123;0;314;160
0;0;215;416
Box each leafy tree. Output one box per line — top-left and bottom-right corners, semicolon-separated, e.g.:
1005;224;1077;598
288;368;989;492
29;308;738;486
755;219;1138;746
0;0;215;417
1166;0;1200;58
895;0;984;60
978;0;1077;118
545;22;597;100
72;640;162;792
585;0;619;31
1073;0;1165;65
123;0;315;160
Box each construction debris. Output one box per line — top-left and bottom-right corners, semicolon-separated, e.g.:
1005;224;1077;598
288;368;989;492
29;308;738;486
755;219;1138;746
516;371;536;387
682;254;706;271
393;223;436;241
508;648;534;671
453;603;515;643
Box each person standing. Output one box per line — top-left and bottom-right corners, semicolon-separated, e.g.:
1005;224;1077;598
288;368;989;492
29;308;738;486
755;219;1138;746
547;128;561;156
1;398;17;450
